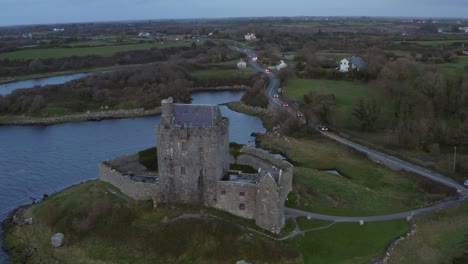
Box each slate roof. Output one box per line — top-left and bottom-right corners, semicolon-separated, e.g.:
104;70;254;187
347;56;365;69
173;104;221;127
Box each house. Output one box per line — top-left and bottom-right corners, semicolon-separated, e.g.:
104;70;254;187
276;60;288;71
339;56;365;72
237;59;247;69
53;28;65;32
245;33;257;41
138;32;151;37
459;27;468;33
22;33;32;39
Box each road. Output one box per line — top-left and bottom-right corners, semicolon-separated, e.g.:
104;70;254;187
230;44;467;222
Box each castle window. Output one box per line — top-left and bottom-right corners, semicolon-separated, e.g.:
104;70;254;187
239;192;245;196
180;167;185;175
239;204;245;210
181;142;187;151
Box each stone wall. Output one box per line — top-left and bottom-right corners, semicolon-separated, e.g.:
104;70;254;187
255;174;283;234
99;162;160;201
214;181;257;219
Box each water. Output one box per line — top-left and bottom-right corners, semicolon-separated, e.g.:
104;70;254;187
0;73;92;95
0;90;265;263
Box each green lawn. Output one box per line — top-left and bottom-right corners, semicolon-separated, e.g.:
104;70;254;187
284;78;368;127
258;134;452;216
389;202;468;264
0;42;190;60
292;220;409;264
192;68;255;78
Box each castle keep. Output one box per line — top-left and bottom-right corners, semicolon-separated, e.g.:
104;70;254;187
99;97;293;233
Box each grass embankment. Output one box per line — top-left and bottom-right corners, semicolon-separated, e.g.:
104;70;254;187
227;101;274;130
389;202;468;264
403;40;468;47
284;78;368;127
257;134;454;216
0;42;190;60
3;181;301;264
4;181;413;264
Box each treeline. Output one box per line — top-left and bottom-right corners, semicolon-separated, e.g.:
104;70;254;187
0;41;242;78
0;62;256;115
0;64;193;114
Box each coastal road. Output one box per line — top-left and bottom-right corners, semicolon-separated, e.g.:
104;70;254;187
230;44;467;221
320;131;468;197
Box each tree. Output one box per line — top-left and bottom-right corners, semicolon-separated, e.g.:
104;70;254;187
30;95;46;112
352;98;380;131
301;91;336;125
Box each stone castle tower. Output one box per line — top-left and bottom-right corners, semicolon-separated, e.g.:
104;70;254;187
157;97;230;206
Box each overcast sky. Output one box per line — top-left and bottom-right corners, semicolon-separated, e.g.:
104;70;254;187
1;0;467;26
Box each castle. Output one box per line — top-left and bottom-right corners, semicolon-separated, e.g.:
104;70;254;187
99;98;293;233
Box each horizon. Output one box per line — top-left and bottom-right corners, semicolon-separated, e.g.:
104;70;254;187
1;0;468;27
1;15;467;28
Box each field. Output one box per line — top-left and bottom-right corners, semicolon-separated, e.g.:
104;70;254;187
284;78;368;127
0;42;190;60
403;40;468;47
389;202;468;264
192;68;255;78
439;56;468;75
291;220;408;264
4;180;418;263
258;134;454;216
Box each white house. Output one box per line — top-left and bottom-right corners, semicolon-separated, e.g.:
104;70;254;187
459;27;468;33
237;59;247;69
339;56;365;72
245;33;257;41
276;60;288;71
53;28;65;32
138;32;151;37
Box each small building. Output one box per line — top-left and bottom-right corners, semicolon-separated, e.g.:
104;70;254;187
22;33;32;39
53;28;65;32
237;59;247;69
339;56;365;72
245;33;257;41
276;60;288;71
138;32;151;37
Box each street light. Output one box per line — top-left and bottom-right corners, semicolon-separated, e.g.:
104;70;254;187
453;146;457;177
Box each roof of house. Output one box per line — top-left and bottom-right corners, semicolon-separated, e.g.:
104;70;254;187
173;104;221;127
276;60;287;67
347;56;365;69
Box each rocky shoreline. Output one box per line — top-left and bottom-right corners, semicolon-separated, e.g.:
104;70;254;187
0;108;162;126
0;86;249;127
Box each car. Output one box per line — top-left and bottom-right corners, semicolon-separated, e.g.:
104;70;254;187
282;103;289;107
318;124;328;131
265;69;270;73
464;180;468;187
296;112;304;117
273;94;279;98
252;57;258;61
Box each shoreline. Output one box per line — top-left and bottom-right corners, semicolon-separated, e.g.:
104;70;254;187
0;86;248;126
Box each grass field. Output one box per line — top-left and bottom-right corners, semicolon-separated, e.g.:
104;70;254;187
284;78;368;127
439;56;468;75
4;181;302;264
258;134;453;216
291;220;409;264
192;68;255;78
0;42;190;60
388;202;468;264
4;180;417;263
403;40;468;47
